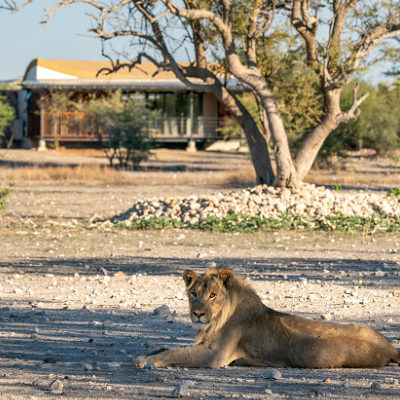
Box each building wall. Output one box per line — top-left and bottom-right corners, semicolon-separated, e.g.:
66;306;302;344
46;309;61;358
202;93;219;138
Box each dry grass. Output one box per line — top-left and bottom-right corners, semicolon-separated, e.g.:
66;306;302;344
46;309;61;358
0;164;256;187
0;165;126;185
305;170;400;187
2;162;399;188
1;149;399;188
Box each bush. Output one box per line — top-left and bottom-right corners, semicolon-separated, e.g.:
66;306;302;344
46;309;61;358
75;91;157;170
0;93;15;141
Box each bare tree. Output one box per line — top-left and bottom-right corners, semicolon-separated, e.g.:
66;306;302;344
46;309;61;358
7;0;400;188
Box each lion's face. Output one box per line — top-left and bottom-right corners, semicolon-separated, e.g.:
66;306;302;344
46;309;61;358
183;268;233;331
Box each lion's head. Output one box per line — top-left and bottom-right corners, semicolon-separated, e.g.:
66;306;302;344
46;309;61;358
182;268;235;332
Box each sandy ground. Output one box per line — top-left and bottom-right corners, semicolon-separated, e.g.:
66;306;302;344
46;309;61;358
0;149;400;399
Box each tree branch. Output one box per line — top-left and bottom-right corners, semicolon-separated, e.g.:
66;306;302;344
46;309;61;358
291;0;319;71
345;23;400;73
0;0;31;11
340;83;369;123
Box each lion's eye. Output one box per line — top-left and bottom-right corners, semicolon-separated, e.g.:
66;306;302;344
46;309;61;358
209;293;216;299
191;292;197;298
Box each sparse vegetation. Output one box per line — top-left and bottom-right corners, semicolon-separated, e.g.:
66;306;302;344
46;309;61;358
0;186;10;212
332;184;343;191
113;213;400;234
75;91;157;170
387;188;400;197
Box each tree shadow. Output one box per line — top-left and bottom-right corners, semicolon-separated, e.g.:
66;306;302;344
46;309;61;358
1;255;399;398
1;301;399;399
0;255;398;289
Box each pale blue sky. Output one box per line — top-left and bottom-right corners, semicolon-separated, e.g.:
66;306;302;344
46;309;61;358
0;2;103;81
0;1;395;84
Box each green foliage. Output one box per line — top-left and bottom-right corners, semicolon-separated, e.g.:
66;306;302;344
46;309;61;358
355;83;400;154
214;25;324;149
387;188;400;197
216;94;261;139
0;93;15;139
321;81;400;157
256;27;323;145
332;184;343;191
111;213;400;234
76;91;157;170
0;187;10;212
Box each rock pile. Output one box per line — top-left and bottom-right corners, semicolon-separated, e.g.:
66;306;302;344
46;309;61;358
110;184;400;225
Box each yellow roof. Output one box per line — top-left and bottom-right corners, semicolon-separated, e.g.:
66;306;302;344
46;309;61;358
24;58;185;80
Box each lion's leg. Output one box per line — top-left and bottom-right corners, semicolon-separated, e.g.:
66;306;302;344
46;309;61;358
138;332;242;368
138;344;216;368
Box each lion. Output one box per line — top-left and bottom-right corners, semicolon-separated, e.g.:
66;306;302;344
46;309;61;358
138;268;400;369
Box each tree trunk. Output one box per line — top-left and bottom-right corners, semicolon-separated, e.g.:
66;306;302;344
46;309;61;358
294;88;342;180
241;112;274;186
259;90;300;188
218;88;275;185
224;52;299;187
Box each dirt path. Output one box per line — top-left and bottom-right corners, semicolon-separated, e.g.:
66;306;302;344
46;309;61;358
0;149;400;399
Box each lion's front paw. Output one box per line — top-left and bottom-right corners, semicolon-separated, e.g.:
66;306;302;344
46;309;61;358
136;356;156;369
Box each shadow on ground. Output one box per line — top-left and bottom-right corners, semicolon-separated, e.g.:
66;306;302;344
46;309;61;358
0;256;399;399
0;255;398;288
1;304;399;400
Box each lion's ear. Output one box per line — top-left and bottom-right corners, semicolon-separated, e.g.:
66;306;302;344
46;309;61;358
183;270;199;288
217;269;234;289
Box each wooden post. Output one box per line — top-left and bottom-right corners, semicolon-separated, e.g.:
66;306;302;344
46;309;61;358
37;91;47;151
186;91;196;152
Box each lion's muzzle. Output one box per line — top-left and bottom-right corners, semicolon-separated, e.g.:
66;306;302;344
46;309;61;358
191;309;209;329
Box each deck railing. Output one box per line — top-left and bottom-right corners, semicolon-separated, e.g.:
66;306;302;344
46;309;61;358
41;111;221;140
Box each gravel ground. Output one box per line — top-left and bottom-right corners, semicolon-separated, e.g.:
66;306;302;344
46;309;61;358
0;149;400;399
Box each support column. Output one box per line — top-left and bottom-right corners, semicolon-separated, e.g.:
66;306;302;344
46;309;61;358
186;91;197;152
37;92;47;151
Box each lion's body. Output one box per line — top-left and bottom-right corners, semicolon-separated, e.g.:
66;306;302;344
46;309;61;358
139;268;400;369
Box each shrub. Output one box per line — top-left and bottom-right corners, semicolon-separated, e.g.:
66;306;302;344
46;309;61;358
0;187;10;212
75;91;157;170
0;93;15;141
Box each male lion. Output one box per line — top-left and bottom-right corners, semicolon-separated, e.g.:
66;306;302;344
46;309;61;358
139;268;400;369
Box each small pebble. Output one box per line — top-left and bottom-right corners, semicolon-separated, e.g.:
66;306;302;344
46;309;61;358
309;389;324;398
172;384;191;398
143;360;155;370
43;357;57;364
107;362;121;368
83;363;93;371
265;368;281;380
49;379;64;395
371;381;382;390
153;305;171;317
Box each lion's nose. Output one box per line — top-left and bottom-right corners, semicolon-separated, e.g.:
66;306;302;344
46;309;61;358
193;311;205;319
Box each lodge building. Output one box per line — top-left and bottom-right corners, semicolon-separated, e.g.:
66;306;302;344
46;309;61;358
10;58;237;149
